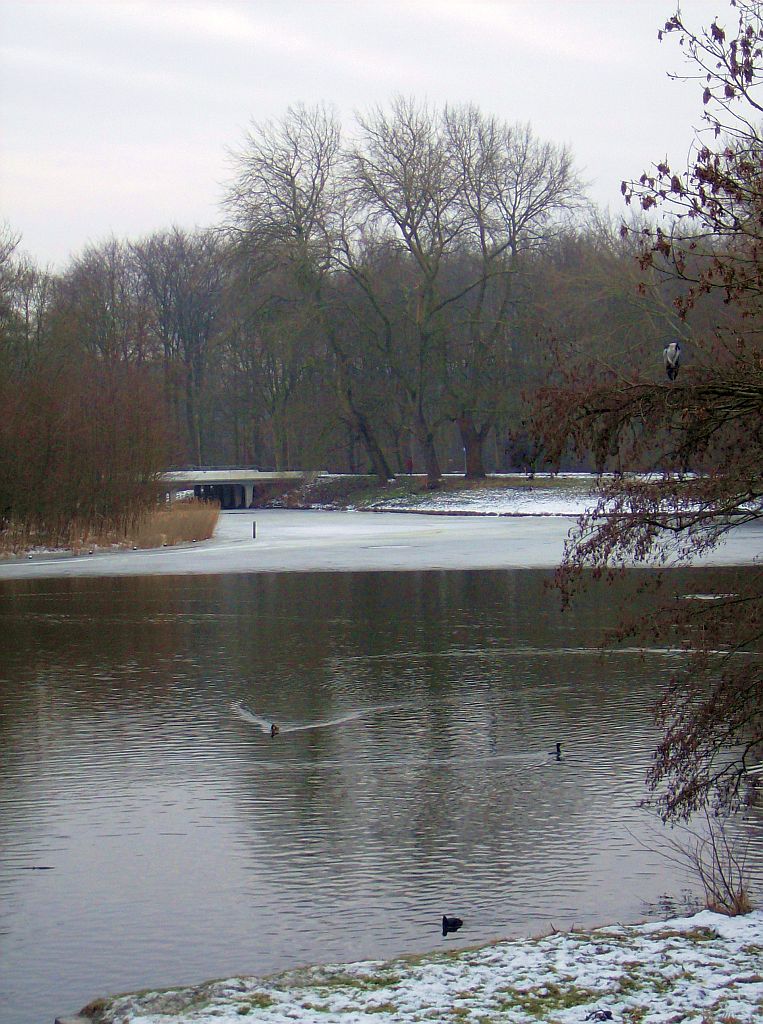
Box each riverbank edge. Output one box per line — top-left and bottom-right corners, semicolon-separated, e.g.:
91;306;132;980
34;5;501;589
0;502;220;563
1;475;577;564
56;909;763;1024
269;471;590;513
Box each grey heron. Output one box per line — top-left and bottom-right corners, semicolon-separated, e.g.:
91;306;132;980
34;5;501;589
664;340;681;380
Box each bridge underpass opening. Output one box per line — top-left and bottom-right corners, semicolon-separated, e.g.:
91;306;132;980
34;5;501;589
194;483;251;510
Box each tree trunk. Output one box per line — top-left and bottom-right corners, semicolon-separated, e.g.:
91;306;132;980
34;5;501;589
346;425;358;474
414;406;442;488
456;413;487;479
355;408;393;483
232;411;241;464
185;374;202;466
335;359;393;484
271;410;287;471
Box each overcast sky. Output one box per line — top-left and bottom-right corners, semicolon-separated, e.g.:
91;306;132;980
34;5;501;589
0;0;729;268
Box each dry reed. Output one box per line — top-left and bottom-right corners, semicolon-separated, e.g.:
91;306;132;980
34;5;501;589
121;499;220;549
0;499;220;555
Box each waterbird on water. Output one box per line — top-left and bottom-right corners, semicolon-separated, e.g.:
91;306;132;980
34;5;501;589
231;700;397;737
442;915;463;936
552;742;562;760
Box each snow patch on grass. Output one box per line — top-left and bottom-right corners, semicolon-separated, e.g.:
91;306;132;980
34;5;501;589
85;910;763;1023
367;482;595;516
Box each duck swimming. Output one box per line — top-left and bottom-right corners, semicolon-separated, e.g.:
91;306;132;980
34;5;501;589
442;915;463;936
231;701;393;737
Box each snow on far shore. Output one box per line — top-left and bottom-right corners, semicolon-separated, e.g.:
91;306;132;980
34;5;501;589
363;477;763;519
364;481;595;517
80;910;763;1024
2;479;761;579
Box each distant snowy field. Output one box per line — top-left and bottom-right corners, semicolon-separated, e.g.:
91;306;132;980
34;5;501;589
79;910;763;1024
365;477;595;516
366;474;763;518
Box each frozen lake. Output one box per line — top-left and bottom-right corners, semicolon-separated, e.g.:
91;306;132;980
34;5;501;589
1;507;762;580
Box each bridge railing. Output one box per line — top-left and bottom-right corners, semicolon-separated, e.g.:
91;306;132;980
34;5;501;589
163;465;265;473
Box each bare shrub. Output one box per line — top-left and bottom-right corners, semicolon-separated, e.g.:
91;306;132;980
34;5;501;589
664;813;754;916
0;358;171;551
530;0;763;825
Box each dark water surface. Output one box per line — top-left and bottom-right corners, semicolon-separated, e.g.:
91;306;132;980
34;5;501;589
1;569;761;1024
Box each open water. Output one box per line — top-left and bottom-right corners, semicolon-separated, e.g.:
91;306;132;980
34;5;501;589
0;567;761;1024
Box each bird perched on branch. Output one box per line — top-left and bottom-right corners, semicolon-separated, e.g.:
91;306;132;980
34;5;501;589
663;340;681;380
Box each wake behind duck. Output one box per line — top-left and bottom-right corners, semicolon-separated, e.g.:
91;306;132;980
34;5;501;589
231;700;395;736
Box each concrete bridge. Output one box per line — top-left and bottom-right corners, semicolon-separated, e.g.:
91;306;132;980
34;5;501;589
160;468;318;510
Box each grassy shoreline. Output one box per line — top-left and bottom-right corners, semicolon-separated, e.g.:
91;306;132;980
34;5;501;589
64;910;763;1024
269;471;593;511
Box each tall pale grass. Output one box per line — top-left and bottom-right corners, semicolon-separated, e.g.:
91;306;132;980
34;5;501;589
0;499;220;555
125;499;220;549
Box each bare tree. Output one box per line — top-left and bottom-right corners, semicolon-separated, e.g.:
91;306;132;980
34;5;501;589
0;222;21;327
56;239;153;364
224;103;394;481
443;107;583;476
221;260;320;469
132;228;224;465
0;244;170;548
224;102;341;274
344;97;463;486
0;256;55;376
344;99;583;483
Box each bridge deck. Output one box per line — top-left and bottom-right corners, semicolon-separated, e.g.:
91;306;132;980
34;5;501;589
161;469;313;486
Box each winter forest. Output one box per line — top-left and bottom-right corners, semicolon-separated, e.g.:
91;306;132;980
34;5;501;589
0;97;719;508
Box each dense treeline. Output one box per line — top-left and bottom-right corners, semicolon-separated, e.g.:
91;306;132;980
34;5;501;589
0;229;171;545
0;97;716;535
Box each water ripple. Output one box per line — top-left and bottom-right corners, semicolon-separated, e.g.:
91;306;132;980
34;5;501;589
1;567;760;1024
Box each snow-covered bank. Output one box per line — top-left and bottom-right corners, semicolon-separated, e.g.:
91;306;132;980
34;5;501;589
68;910;763;1024
364;480;596;517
